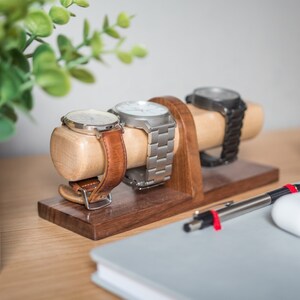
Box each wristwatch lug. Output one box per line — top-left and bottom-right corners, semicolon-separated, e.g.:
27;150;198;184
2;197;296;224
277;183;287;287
123;169;165;191
208;100;228;116
141;120;152;133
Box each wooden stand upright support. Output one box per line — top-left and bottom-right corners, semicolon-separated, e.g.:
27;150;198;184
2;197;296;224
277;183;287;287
38;97;279;240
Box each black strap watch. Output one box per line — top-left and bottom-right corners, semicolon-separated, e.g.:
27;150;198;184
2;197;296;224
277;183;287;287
186;87;247;167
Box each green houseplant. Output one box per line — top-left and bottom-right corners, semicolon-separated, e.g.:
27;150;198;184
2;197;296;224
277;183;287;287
0;0;147;141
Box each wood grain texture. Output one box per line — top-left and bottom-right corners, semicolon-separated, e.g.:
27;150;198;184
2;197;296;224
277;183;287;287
40;97;205;240
2;128;300;299
150;96;203;197
38;160;278;240
50;101;263;181
38;98;277;240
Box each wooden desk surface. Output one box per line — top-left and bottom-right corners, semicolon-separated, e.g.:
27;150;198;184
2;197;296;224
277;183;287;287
1;128;300;299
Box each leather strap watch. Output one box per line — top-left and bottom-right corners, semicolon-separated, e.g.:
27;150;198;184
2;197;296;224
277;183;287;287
186;87;247;167
58;109;127;210
109;100;176;190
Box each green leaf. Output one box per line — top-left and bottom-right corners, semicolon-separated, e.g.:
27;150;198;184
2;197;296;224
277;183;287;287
102;15;109;30
4;26;27;51
74;0;89;7
0;105;17;123
90;31;102;57
57;34;73;53
24;92;34;111
19;29;27;51
60;0;73;8
36;68;71;96
33;44;57;74
115;37;126;49
91;55;105;63
131;44;148;58
117;51;133;64
117;12;130;28
83;19;90;42
49;6;70;25
0;21;4;41
10;49;30;73
70;68;95;83
15;91;34;112
12;66;28;84
0;65;21;105
25;10;53;37
57;34;81;62
0;0;28;22
0;115;16;142
105;28;120;39
3;66;32;105
66;56;90;69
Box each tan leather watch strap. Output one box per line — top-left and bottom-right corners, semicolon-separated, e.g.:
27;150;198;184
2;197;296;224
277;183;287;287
58;128;127;207
58;182;96;205
89;130;127;202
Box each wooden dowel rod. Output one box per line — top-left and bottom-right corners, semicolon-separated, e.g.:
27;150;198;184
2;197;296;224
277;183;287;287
50;102;263;181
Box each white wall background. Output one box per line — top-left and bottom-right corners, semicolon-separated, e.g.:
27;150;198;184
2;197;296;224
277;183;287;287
1;0;300;157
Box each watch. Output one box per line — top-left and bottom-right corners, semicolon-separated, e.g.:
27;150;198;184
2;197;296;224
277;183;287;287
58;109;127;210
186;87;247;167
109;100;176;190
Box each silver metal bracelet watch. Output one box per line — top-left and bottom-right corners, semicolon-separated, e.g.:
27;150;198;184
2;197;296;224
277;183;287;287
109;100;176;190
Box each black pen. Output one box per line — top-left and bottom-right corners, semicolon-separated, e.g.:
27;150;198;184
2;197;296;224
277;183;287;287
183;183;300;232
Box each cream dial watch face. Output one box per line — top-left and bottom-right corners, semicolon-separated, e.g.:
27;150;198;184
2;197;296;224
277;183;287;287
64;109;118;126
115;101;168;117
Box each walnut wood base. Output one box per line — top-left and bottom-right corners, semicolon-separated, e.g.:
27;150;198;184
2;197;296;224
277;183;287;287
39;97;278;240
38;159;279;240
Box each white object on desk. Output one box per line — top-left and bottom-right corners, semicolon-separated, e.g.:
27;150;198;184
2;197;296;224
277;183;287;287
90;206;300;300
272;192;300;237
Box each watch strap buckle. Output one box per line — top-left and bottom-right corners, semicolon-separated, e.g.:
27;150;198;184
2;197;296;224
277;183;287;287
58;183;113;210
80;188;112;210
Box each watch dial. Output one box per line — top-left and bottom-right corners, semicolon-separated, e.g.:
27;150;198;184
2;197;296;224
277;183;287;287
195;87;239;101
115;101;168;117
65;109;118;126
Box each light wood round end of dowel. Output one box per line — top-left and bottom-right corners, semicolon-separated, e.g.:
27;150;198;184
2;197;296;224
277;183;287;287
50;126;150;181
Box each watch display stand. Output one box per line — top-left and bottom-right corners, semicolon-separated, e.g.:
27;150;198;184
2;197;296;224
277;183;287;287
38;97;279;240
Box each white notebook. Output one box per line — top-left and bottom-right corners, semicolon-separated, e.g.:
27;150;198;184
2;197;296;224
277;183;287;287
90;206;300;300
